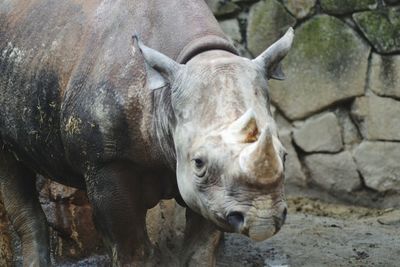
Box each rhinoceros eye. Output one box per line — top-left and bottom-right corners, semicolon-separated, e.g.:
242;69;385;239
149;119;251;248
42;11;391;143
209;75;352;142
194;158;204;168
192;157;207;178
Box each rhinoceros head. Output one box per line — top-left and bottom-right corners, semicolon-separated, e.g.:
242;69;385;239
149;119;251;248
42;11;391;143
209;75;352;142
134;28;294;241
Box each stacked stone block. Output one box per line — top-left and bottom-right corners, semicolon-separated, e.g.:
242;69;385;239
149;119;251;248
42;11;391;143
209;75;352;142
206;0;400;206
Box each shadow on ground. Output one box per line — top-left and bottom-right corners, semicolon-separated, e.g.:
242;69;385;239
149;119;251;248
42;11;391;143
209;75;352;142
56;197;400;267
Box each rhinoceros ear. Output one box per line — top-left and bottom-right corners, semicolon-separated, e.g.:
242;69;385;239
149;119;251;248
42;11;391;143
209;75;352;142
132;35;183;90
253;27;294;80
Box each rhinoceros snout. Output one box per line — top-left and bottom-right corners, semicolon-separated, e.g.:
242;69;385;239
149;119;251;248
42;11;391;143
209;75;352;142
223;205;287;240
241;202;287;241
282;207;287;223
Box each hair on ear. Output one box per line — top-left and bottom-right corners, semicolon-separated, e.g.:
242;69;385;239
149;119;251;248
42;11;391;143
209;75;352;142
131;34;184;90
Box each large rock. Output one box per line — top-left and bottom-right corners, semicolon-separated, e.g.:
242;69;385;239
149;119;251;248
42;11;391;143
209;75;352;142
353;7;400;54
320;0;376;15
146;200;185;244
146;200;186;265
269;15;369;120
304;152;361;193
219;19;242;43
369;53;400;99
275;110;293;133
293;112;343;153
351;95;400;141
354;141;400;192
232;0;258;2
38;179;103;261
247;0;296;57
336;109;362;149
280;131;307;186
282;0;316;19
205;0;240;17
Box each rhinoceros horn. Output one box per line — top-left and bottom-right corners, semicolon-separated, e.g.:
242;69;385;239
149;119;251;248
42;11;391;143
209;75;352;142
227;109;259;143
239;126;281;182
253;27;294;80
256;126;276;161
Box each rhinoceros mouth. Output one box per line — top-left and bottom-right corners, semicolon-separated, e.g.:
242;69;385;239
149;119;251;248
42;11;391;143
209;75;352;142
209;211;283;242
213;208;287;241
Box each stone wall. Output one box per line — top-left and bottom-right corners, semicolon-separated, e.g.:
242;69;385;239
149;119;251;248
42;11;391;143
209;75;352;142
206;0;400;207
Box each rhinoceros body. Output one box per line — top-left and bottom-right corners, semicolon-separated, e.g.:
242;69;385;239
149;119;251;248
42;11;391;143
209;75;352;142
0;0;293;266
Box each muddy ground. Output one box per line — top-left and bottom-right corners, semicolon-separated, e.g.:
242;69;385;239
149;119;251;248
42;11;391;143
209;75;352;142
217;197;400;267
62;197;400;267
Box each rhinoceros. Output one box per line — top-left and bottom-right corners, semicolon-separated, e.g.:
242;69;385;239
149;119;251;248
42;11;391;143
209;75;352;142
0;0;293;266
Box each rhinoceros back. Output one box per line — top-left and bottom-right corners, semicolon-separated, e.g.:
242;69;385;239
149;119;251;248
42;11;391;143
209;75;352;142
0;0;236;187
0;1;107;187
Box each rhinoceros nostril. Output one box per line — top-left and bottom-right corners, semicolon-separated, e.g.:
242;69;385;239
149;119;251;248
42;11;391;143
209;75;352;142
282;207;287;222
273;216;282;234
273;209;287;235
227;212;244;231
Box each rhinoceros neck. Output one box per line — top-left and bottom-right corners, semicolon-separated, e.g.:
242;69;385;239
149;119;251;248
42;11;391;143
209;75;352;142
176;35;238;64
134;0;238;62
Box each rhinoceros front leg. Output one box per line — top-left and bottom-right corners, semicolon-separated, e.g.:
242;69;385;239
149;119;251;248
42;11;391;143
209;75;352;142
181;208;222;267
0;149;50;267
85;162;156;266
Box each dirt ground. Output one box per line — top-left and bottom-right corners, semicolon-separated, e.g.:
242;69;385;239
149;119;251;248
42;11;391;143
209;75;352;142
62;197;400;267
217;197;400;267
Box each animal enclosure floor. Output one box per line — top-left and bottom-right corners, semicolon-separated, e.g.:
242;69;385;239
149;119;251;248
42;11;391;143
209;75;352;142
59;197;400;267
217;197;400;267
